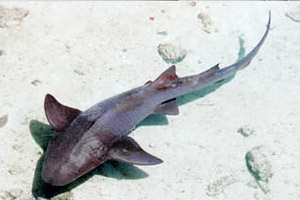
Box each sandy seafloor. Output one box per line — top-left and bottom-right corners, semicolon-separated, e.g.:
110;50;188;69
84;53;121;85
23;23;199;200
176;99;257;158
0;2;299;200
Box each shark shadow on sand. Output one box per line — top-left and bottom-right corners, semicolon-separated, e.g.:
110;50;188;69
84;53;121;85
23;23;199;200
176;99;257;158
29;72;235;198
30;30;250;198
30;120;149;199
139;35;246;126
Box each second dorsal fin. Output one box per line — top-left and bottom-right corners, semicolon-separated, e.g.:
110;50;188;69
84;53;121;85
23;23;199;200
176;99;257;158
153;98;179;115
44;94;82;131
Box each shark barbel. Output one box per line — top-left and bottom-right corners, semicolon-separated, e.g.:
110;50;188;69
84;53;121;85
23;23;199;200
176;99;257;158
41;13;270;186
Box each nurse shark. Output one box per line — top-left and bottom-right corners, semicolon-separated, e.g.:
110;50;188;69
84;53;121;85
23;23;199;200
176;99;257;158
42;13;270;186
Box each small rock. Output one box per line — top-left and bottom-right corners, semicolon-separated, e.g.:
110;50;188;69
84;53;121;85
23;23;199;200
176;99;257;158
246;146;273;183
197;12;212;33
157;43;186;64
189;2;197;7
0;6;29;28
238;125;254;137
0;114;8;127
246;146;274;194
12;144;22;150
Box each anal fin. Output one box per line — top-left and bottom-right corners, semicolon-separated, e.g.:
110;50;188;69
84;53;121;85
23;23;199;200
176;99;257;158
108;136;163;165
153;98;179;115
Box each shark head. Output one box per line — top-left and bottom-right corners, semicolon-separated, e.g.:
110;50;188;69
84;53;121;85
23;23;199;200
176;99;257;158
41;136;108;186
42;94;162;186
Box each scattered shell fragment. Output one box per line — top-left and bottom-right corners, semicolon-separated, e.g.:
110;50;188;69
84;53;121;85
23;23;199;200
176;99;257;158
8;164;24;175
238;125;254;137
157;31;168;36
206;175;236;196
0;114;8;127
285;7;300;23
74;69;85;76
1;189;23;200
0;6;29;28
31;79;41;86
246;146;273;183
157;43;187;64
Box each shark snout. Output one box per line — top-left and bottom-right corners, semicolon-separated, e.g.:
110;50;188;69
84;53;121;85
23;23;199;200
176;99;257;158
41;161;78;186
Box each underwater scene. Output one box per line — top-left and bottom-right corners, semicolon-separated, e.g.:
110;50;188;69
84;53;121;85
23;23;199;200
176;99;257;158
0;2;299;200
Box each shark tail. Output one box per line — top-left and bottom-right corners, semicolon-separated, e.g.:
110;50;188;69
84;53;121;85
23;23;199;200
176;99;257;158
150;11;271;101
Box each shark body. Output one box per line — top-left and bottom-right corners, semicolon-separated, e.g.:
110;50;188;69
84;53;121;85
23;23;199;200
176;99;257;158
42;14;270;186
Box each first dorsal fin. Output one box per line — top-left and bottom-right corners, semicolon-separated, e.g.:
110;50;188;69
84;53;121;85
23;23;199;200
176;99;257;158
153;65;178;85
44;94;82;131
108;136;163;165
151;65;179;91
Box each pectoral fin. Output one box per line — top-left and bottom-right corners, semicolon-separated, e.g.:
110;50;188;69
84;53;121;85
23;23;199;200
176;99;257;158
108;136;163;165
44;94;82;131
153;98;179;115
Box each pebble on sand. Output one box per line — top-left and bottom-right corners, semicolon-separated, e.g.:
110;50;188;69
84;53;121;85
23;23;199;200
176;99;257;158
0;5;29;28
0;114;8;127
157;43;187;64
245;146;273;183
238;125;255;137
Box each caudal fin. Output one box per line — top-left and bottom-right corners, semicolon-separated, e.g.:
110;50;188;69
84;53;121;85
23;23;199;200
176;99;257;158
217;11;271;78
146;12;271;104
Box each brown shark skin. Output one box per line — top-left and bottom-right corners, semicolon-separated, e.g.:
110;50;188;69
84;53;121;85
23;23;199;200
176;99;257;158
41;13;271;186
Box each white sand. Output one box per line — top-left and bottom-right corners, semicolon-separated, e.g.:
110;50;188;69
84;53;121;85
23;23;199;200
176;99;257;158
0;2;299;200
